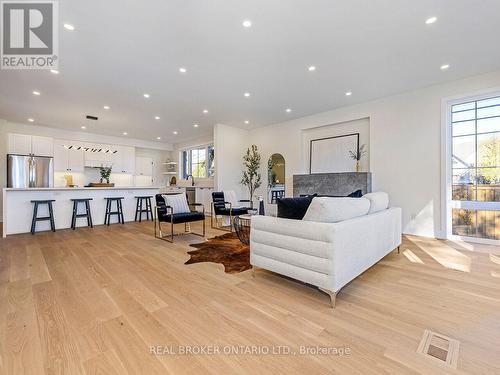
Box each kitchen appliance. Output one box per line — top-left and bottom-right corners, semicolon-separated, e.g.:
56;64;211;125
7;154;54;188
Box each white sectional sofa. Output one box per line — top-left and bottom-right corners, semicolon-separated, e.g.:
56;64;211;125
250;192;402;307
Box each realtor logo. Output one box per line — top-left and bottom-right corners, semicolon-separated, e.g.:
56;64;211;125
1;0;58;69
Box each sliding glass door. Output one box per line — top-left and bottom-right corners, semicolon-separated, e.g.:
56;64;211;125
448;94;500;243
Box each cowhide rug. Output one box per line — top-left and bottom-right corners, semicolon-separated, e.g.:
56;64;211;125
186;232;252;273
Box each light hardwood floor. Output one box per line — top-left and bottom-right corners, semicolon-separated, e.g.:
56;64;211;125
0;219;499;374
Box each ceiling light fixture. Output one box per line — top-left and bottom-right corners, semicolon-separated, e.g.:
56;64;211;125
27;118;34;122
203;109;208;114
179;67;187;73
242;20;252;28
103;105;110;110
173;131;178;135
63;23;75;31
308;66;316;72
244;92;251;97
122;132;128;135
81;126;86;129
154;116;160;120
244;120;249;124
156;137;161;140
286;108;292;113
425;16;437;24
440;64;450;70
50;69;59;74
193;124;199;128
143;93;150;98
345;91;352;96
33;90;40;96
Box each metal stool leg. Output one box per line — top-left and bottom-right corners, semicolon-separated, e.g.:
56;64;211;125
105;199;110;226
85;201;93;228
31;202;38;234
48;202;55;232
71;200;77;229
135;198;140;222
118;199;125;224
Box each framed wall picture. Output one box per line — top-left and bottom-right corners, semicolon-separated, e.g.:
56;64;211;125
309;133;359;173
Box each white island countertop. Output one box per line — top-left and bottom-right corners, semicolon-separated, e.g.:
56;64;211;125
2;186;162;237
4;186;161;191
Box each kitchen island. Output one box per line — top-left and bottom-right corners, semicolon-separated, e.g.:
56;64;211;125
2;186;161;237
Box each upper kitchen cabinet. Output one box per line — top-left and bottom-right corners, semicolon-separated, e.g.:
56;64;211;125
117;146;136;174
135;156;153;176
7;133;53;156
53;140;84;172
31;136;54;156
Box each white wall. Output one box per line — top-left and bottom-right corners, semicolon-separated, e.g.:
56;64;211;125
215;69;500;238
214;124;250;198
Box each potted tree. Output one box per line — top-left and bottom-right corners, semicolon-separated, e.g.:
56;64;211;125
240;145;262;209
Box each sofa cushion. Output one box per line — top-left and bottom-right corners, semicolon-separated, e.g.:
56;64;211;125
363;192;389;214
277;196;315;220
302;197;370;223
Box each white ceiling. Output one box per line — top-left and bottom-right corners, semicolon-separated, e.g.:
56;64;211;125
1;0;500;144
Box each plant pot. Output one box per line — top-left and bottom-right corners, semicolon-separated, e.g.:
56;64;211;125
356;161;361;172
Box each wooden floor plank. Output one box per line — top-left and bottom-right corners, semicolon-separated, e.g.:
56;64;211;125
0;219;498;374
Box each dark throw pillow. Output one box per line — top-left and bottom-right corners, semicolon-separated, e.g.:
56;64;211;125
276;196;315;220
347;189;363;198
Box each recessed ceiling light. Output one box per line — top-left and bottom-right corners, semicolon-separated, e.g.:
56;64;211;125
244;92;251;97
440;64;450;70
154;116;160;120
156;136;161;140
143;93;150;98
50;69;59;74
32;90;40;96
425;16;437;24
345;91;352;96
193;124;199;128
242;20;252;28
308;66;316;72
244;120;249;124
179;67;187;73
285;108;292;113
103;105;110;110
63;23;75;31
203;109;208;114
122;132;128;135
27;118;34;122
173;131;178;135
81;126;86;129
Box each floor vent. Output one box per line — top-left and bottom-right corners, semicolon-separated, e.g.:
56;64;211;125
417;330;459;369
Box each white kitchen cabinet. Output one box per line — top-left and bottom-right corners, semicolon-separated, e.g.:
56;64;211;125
8;133;33;155
7;134;54;156
116;146;135;174
31;136;54;156
53;140;84;172
135;156;153;176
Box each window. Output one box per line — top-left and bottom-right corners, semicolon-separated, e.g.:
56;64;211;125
450;95;500;240
181;145;215;179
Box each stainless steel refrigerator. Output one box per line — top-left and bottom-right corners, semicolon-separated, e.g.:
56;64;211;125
7;154;54;188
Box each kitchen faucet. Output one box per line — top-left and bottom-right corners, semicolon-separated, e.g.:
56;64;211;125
186;174;195;186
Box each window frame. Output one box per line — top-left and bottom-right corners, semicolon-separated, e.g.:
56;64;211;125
180;144;215;179
442;89;500;245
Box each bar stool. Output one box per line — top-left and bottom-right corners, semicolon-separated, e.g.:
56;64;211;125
70;198;93;229
104;197;125;225
134;195;153;222
30;200;56;234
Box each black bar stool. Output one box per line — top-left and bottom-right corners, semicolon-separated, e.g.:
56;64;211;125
30;200;56;234
104;197;125;225
70;198;93;229
134;195;153;222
